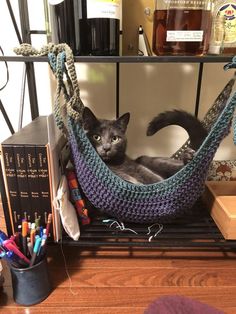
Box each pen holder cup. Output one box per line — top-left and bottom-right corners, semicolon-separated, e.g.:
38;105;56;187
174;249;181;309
10;258;52;306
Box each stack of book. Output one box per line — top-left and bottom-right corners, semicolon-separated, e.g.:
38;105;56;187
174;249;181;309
1;114;68;241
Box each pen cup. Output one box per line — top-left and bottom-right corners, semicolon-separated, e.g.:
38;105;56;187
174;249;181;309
10;258;52;306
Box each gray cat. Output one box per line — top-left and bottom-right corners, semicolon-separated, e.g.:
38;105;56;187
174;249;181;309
82;107;208;184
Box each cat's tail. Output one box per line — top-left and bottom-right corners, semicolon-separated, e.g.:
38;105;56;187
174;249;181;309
147;110;208;150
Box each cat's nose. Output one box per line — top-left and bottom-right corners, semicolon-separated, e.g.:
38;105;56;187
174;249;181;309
103;144;111;152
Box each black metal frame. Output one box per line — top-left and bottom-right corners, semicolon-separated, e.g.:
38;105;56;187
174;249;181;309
1;0;236;251
61;207;236;251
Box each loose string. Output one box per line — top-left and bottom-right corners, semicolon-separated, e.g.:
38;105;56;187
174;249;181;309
59;234;78;296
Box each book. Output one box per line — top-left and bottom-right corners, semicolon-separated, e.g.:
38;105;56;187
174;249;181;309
1;115;66;240
25;145;41;222
36;145;52;226
1;145;21;231
13;145;32;222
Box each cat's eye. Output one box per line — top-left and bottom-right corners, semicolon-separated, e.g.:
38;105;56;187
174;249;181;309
111;135;120;143
93;134;101;142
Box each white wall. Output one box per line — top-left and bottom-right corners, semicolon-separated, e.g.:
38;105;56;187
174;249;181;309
0;1;235;162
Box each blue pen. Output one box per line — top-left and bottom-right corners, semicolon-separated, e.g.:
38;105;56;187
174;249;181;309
29;237;42;267
37;234;47;260
7;250;29;268
39;226;44;237
0;251;19;268
0;230;9;245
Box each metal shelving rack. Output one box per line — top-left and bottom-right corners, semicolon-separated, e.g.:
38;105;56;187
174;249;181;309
1;0;236;251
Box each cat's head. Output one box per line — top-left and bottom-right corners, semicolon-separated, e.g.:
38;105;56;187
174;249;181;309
82;107;130;163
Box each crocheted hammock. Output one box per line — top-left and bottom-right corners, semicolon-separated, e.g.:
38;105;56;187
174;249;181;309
15;44;236;223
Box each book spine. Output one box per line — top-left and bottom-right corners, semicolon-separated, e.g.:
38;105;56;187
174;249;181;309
25;146;41;223
1;145;21;230
13;145;32;222
0;158;13;236
36;145;52;227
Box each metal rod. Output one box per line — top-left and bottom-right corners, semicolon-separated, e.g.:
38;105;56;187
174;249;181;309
18;0;39;119
18;64;27;130
6;0;23;44
116;62;120;118
29;30;47;35
194;62;204;117
0;55;234;63
0;99;15;134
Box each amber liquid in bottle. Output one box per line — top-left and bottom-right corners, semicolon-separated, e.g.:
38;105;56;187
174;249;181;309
152;9;212;55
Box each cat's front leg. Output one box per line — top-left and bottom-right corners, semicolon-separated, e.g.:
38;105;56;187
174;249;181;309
181;148;196;164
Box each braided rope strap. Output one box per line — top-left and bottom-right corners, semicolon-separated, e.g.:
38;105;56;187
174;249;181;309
14;43;84;134
172;75;235;159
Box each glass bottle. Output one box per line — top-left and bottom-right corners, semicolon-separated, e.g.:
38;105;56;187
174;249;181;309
78;0;121;56
211;1;236;54
152;0;213;56
208;14;226;54
46;0;81;55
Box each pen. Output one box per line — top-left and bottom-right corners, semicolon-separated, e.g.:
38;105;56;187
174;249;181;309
35;218;40;229
30;229;36;247
45;213;52;237
3;240;30;264
30;237;42;267
22;220;28;257
0;251;19;268
27;242;33;257
0;230;9;244
37;234;47;261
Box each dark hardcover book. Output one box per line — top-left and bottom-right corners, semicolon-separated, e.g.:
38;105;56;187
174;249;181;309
1;116;52;227
36;145;52;226
0;157;13;236
25;145;41;222
13;145;32;221
1;145;21;231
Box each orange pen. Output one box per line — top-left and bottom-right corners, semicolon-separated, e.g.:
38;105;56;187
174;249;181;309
22;220;28;257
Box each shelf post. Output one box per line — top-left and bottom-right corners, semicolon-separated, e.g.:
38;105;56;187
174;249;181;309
18;0;39;120
194;62;204;117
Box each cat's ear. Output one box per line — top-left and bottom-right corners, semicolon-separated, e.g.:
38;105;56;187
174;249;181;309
82;107;99;130
116;112;130;131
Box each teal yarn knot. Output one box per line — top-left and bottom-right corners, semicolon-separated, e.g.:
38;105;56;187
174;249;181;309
224;55;236;71
48;51;66;75
48;52;57;73
57;51;66;73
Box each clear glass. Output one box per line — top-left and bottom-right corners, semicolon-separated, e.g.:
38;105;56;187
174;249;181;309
152;0;213;56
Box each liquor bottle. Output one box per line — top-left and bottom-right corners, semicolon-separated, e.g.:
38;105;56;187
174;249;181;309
78;0;121;56
47;0;81;55
210;1;236;54
208;14;225;54
152;0;213;56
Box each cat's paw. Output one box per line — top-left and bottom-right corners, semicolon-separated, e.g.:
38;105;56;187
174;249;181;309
182;148;196;164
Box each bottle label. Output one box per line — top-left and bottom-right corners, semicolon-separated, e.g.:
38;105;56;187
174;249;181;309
87;0;121;19
156;0;211;10
166;30;204;42
218;3;236;44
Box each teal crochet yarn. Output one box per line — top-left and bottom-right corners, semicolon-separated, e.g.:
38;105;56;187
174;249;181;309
14;43;236;223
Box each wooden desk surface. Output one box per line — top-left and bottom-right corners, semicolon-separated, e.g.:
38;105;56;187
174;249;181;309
1;200;236;313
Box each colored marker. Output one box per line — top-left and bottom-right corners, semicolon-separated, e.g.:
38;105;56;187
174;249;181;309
30;237;42;267
45;214;52;237
3;240;30;264
22;220;28;257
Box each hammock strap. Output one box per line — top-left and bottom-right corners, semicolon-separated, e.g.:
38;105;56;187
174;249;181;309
14;43;84;133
